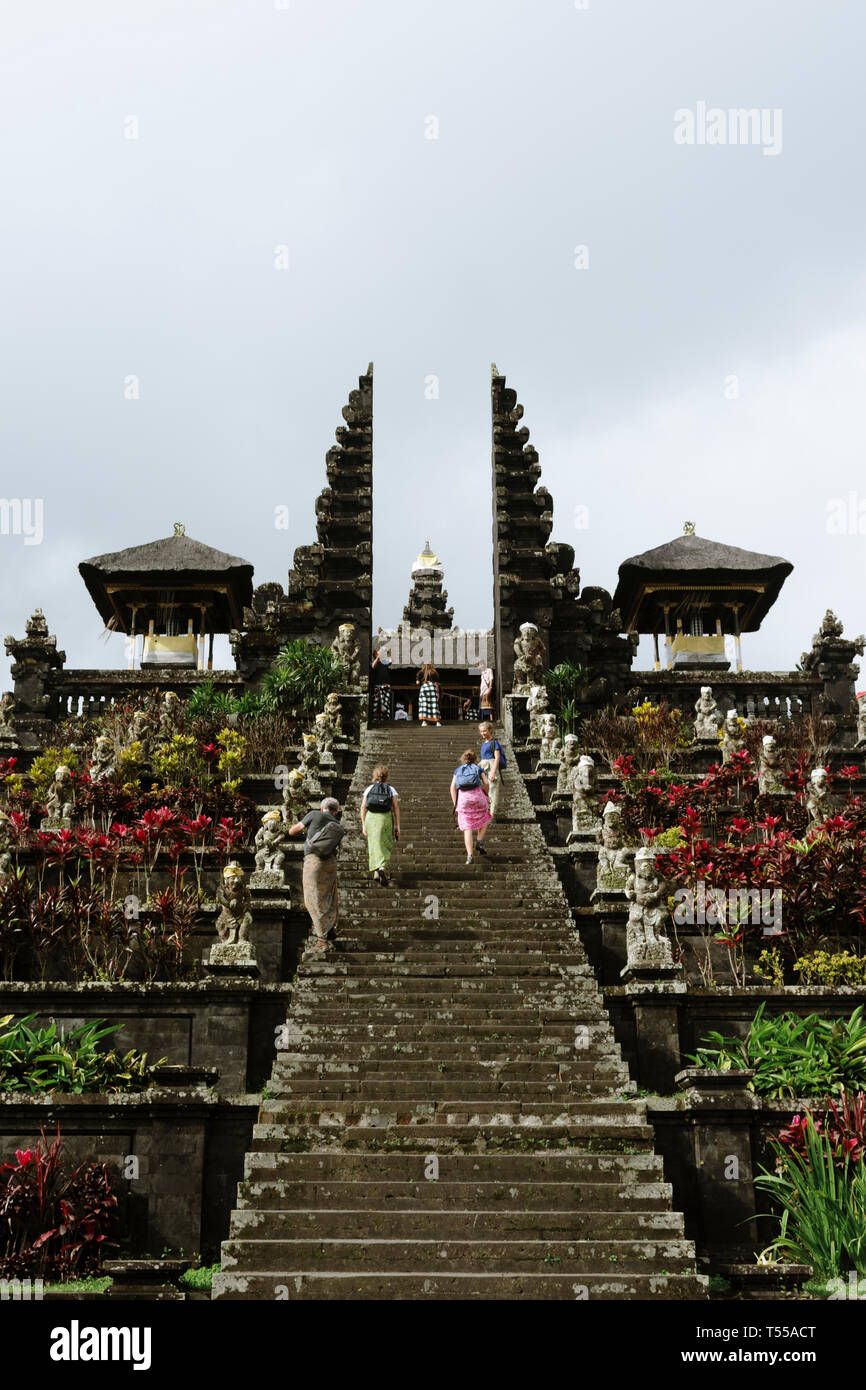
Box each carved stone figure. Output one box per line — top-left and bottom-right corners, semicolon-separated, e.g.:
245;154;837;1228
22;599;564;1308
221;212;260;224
299;733;322;797
720;709;745;765
526;684;549;739
314;711;335;758
624;847;675;972
214;862;254;945
758;735;786;796
567;754;601;843
126;710;152;759
331;623;362;690
159;691;181;738
538;713;561;762
806;766;831;825
0;693;16;741
44;763;74;825
856;693;866;748
0;811;11;878
324;691;343;738
252;810;290;886
693;686;722;740
89;735;116;783
512;623;547;694
595;800;631;894
555;734;581;794
282;767;309;822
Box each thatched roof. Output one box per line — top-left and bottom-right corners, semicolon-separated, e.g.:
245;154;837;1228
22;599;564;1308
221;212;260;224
613;531;793;633
79;529;254;632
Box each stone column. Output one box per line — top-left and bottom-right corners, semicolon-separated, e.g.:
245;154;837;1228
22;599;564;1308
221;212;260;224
674;1069;760;1258
623;966;686;1092
3;609;65;717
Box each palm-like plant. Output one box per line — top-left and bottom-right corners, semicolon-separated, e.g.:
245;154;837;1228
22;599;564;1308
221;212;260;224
260;640;345;716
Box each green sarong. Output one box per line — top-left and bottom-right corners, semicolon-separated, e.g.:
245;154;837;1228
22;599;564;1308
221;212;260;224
366;811;394;872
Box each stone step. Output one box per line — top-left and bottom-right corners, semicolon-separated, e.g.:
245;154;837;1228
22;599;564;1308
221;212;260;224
245;1147;660;1178
235;1178;676;1212
212;1270;708;1300
227;1207;686;1240
271;1059;625;1079
220;1236;698;1274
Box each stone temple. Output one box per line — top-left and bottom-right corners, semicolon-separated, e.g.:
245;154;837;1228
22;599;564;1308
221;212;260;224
0;361;863;1304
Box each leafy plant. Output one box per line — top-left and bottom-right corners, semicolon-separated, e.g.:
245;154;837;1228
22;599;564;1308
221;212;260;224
260;639;345;717
688;1005;866;1098
793;951;866;987
0;1014;161;1094
179;1261;220;1289
545;663;590;716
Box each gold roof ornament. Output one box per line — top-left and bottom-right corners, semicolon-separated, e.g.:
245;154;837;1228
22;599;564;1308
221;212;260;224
414;539;439;568
682;521;696;536
173;521;186;537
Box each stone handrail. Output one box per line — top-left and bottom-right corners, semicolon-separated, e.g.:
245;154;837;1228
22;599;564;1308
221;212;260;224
625;670;823;721
45;669;245;720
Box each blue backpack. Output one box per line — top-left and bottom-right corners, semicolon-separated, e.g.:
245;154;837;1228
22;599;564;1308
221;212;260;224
454;763;481;790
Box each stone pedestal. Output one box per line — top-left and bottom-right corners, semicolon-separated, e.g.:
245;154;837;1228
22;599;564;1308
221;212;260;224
103;1259;188;1301
40;817;72;832
674;1069;761;1258
205;942;258;977
249;869;285;890
591;890;628;985
624;967;686;1092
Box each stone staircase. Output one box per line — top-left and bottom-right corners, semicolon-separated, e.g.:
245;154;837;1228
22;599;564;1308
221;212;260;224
212;724;707;1300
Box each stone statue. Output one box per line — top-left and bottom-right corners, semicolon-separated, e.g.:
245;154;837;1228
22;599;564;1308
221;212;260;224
806;766;831;825
720;709;745;764
624;847;675;972
757;735;786;796
44;763;74;825
0;693;16;741
314;711;335;759
512;623;547;694
856;693;866;749
252;810;290;885
526;684;549;739
555;734;581;794
89;735;116;783
298;733;322;797
693;686;722;739
282;767;309;822
0;811;12;878
567;754;601;843
26;609;49;639
126;710;152;759
331;623;362;690
214;862;253;946
538;713;561;763
158;691;181;738
595;800;631;894
324;691;343;738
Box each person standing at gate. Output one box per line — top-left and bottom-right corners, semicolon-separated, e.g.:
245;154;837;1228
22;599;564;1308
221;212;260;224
416;662;441;726
478;663;495;722
360;764;401;886
370;646;393;724
478;720;507;821
450;749;491;865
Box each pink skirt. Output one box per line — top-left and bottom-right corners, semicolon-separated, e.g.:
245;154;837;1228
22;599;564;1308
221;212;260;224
457;786;491;831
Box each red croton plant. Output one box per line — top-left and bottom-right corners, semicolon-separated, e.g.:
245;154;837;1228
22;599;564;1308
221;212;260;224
0;1125;118;1280
776;1091;866;1170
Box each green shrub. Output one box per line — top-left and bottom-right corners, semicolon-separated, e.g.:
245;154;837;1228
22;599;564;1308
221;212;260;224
260;640;345;716
793;951;866;988
0;1014;163;1094
688;1004;866;1099
180;1261;221;1289
756;1116;866;1276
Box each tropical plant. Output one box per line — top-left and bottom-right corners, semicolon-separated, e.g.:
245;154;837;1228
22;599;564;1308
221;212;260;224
0;1126;119;1279
260;639;345;716
0;1014;160;1094
687;1005;866;1098
28;747;79;799
545;662;590;715
793;951;866;987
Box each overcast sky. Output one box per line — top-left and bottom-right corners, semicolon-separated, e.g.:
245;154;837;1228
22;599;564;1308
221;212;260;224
3;0;865;678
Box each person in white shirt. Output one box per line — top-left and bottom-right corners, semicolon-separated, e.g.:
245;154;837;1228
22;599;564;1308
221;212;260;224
360;763;401;886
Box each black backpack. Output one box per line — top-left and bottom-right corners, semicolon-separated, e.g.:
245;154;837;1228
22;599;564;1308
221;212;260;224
366;782;393;813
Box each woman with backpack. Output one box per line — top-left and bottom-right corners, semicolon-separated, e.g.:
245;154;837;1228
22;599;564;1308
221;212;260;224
451;749;491;865
361;764;401;886
416;662;441;726
478;720;507;820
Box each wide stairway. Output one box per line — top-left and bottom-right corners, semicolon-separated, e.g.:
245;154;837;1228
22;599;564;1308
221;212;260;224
213;725;707;1299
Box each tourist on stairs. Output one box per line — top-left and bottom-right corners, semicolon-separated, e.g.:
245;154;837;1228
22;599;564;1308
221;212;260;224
287;797;345;951
370;647;393;724
361;764;401;886
478;720;507;821
416;662;442;726
451;749;491;865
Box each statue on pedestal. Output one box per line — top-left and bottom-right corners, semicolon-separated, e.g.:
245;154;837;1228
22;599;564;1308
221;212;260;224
758;734;786;796
624;847;675;972
806;766;831;825
526;684;549;739
282;767;309;822
43;764;74;826
693;686;722;739
331;623;362;690
158;691;181;739
720;709;745;764
538;713;561;763
595;800;630;894
567;754;601;843
315;711;336;759
299;733;322;797
252;810;290;886
555;734;581;794
212;862;255;965
512;623;547;694
324;691;343;738
126;710;152;760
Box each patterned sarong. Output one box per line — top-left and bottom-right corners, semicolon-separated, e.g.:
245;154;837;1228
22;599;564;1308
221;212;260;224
302;852;338;938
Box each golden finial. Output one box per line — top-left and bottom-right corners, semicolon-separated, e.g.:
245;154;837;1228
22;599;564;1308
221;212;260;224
683;521;696;536
173;521;186;537
414;540;439;567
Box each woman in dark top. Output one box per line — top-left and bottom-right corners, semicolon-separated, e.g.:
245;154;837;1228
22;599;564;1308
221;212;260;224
417;662;441;726
370;647;393;724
